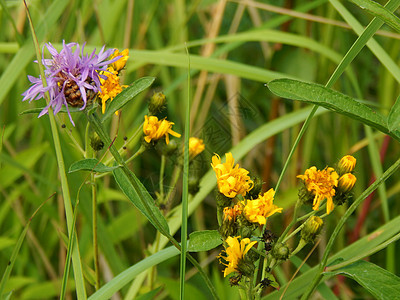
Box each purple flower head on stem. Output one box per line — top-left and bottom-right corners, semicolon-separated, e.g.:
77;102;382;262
22;41;121;126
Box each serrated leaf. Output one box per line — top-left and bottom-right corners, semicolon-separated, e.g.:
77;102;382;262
349;0;400;33
188;230;222;252
388;93;400;132
68;158;120;173
267;78;400;141
112;167;169;235
324;260;400;299
101;77;155;122
264;273;280;290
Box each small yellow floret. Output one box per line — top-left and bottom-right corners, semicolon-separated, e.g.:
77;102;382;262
243;188;282;225
211;152;253;198
99;67;127;114
218;236;257;277
110;49;129;72
189;137;205;159
297;166;339;214
143;115;181;144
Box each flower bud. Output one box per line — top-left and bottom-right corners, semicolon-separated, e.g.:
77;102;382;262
189;137;205;159
272;242;290;261
237;256;255;277
301;216;324;243
338;155;356;174
148;92;167;115
90;134;104;151
338;173;356;193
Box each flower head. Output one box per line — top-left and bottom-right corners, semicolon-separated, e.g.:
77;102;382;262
143;115;181;144
338;155;356;174
99;67;127;113
211;153;253;198
189;137;205;159
243;188;282;225
218;236;257;277
109;48;129;72
297;166;339;214
22;41;120;125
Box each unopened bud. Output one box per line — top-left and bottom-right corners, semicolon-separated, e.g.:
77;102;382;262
338;173;356;193
301;216;323;243
148;92;167;115
272;242;290;261
90;134;104;151
338;155;356;174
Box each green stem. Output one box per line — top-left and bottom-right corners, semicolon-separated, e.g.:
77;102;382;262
23;2;86;298
159;155;166;200
301;157;400;299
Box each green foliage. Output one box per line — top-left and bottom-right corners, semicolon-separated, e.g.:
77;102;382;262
324;260;400;300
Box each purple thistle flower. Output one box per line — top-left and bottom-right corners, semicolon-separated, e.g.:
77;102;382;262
22;41;120;126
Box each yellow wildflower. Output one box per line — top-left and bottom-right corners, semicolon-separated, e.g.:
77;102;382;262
110;48;129;72
223;204;242;222
143;115;181;144
338;155;356;174
218;236;257;277
211;153;253;198
99;67;127;114
297;166;339;214
243;188;282;225
189;137;205;159
338;173;356;192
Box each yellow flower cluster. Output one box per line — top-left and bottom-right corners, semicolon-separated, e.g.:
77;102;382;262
99;68;127;113
143;115;181;144
211;152;253;198
218;236;257;277
99;49;129;113
189;137;205;159
297;166;339;214
243;188;282;225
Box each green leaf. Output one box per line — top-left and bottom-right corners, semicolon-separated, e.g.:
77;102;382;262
188;230;222;252
112;167;169;235
267;78;400;141
136;287;162;300
68;159;120;173
324;260;400;299
101;77;155;122
388;93;400;131
349;0;400;33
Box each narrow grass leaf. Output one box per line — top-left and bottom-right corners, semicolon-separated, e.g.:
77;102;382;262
68;158;120;173
324;260;400;299
101;77;155;122
267;78;400;141
112;167;169;234
388;93;400;131
88;246;180;300
349;0;400;33
136;287;162;300
188;230;222;252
